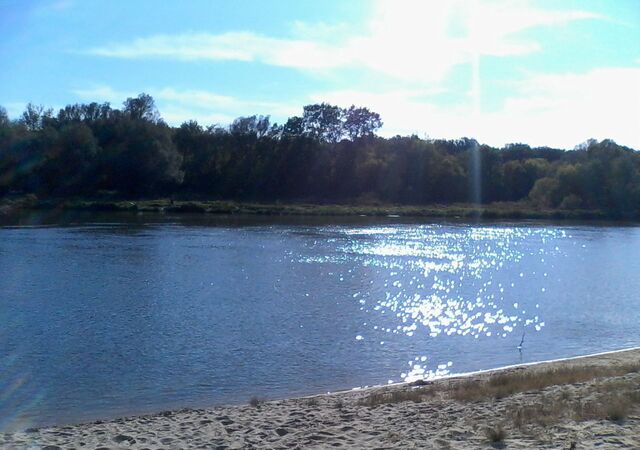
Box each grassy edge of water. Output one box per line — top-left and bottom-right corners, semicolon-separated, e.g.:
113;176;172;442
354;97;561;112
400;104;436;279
1;196;628;221
358;355;640;440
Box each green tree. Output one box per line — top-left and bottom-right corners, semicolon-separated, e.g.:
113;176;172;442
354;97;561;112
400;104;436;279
529;177;561;207
343;106;382;140
123;93;161;123
21;103;53;131
282;116;304;138
503;158;549;201
229;115;270;137
99;120;183;195
39;123;99;194
302;103;343;143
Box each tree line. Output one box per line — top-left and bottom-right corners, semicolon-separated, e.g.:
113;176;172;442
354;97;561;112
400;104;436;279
0;94;638;217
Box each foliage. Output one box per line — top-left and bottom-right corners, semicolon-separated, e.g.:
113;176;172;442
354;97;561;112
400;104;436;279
122;93;161;123
0;95;638;218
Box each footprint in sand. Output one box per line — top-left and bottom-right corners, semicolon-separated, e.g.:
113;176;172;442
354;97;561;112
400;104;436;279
113;434;136;444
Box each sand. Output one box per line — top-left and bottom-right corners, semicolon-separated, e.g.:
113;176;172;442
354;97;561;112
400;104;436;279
1;348;639;449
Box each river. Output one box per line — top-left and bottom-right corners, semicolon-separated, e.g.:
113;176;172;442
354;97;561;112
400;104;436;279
1;212;639;430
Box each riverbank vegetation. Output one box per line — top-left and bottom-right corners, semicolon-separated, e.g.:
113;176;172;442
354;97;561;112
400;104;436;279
360;358;640;435
1;94;638;219
0;196;614;221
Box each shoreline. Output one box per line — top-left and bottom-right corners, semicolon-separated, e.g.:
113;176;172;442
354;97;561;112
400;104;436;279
302;345;640;400
3;196;636;222
2;348;639;449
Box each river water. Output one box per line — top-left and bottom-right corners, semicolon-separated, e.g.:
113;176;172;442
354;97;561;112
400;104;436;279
1;213;639;430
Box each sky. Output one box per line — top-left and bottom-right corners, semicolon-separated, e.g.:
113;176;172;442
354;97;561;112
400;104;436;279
1;0;639;149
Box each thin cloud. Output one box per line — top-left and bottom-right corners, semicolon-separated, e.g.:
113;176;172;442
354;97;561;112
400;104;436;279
88;32;350;71
73;85;136;104
86;0;600;83
72;85;300;126
155;88;300;120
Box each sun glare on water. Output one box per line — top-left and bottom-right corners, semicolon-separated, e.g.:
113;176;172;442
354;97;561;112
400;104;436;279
299;224;567;382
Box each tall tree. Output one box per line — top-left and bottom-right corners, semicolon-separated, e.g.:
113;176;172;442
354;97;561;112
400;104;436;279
282;116;304;138
343;105;382;140
21;103;53;131
229;115;270;137
123;93;161;123
302;103;343;143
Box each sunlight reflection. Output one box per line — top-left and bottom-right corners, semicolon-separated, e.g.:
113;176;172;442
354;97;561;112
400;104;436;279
299;224;568;381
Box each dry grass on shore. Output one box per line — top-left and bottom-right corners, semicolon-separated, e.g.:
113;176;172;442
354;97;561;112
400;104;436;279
360;362;640;407
448;362;640;402
359;360;640;443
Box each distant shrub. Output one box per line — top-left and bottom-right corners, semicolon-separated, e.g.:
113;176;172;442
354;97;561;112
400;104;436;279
559;194;583;210
528;177;561;207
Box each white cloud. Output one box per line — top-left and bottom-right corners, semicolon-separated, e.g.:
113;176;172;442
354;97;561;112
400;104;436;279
491;67;640;148
87;0;599;83
159;106;235;127
73;85;136;104
315;67;640;149
154;88;300;121
154;88;244;110
89;32;351;71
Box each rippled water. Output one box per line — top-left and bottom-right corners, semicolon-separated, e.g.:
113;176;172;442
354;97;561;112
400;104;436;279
1;214;639;430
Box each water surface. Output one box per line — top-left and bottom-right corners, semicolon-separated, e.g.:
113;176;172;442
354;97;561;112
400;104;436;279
1;213;639;430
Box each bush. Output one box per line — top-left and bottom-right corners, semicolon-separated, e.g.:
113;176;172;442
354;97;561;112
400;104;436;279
528;177;561;207
559;194;583;210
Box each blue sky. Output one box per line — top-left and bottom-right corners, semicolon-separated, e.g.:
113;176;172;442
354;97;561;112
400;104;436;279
1;0;639;148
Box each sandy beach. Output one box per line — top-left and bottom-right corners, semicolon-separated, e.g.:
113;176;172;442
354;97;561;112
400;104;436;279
1;348;639;449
